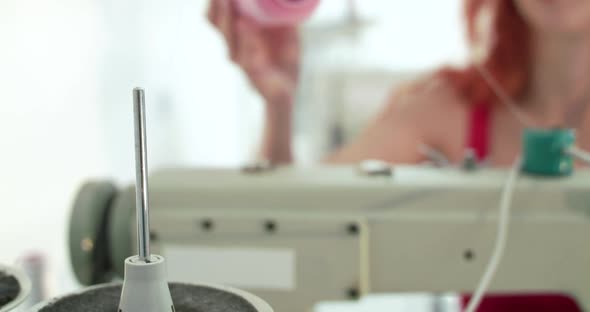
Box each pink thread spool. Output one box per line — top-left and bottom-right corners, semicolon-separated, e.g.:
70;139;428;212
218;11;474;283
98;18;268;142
235;0;320;26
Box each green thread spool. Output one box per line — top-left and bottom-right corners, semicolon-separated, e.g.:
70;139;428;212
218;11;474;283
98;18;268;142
522;128;575;176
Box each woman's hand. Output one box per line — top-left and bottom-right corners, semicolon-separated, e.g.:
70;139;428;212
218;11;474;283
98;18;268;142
208;0;300;106
208;0;301;163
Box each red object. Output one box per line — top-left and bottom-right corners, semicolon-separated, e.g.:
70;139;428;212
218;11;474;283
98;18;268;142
466;103;491;161
461;294;582;312
463;106;581;311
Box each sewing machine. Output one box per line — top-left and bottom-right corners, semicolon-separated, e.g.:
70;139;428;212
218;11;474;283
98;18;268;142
69;164;590;312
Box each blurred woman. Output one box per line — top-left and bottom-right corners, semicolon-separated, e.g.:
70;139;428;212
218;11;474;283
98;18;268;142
209;0;590;310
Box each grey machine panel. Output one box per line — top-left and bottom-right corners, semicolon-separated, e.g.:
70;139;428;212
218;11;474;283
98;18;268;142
70;165;590;312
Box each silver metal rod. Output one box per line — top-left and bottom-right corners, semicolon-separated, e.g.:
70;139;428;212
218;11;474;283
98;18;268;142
133;87;151;262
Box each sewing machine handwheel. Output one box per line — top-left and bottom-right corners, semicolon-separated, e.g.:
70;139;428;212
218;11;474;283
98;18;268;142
69;181;117;286
108;186;136;279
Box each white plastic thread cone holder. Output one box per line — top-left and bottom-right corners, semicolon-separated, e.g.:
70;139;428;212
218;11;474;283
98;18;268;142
117;255;174;312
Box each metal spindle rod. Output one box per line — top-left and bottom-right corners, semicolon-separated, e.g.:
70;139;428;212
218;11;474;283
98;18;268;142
133;87;151;262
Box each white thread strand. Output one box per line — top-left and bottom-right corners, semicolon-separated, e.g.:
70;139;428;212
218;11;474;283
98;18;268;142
464;158;521;312
567;146;590;164
473;63;537;127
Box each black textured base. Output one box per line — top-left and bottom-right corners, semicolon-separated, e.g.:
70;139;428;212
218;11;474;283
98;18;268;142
0;271;20;307
38;283;258;312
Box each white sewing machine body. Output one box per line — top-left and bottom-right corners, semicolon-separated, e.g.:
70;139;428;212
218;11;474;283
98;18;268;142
72;165;590;312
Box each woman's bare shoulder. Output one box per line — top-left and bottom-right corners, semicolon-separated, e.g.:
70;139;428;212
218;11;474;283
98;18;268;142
379;72;471;156
382;72;468;119
327;71;471;164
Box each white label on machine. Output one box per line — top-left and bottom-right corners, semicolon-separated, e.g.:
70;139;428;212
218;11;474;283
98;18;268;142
164;246;296;291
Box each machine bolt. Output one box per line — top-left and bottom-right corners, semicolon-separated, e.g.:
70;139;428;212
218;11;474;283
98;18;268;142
201;219;214;232
347;288;360;300
264;220;277;233
347;223;359;235
149;231;159;242
464;249;475;262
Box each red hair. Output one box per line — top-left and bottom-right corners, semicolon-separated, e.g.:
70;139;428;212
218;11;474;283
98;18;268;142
441;0;532;106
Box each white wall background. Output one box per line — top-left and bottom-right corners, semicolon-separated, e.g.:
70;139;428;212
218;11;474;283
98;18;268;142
0;0;466;308
0;0;107;295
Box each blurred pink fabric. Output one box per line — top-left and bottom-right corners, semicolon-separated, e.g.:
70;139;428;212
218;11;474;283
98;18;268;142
235;0;320;25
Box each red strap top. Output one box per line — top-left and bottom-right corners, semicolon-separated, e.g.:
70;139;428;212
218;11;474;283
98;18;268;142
467;103;491;161
463;105;581;312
